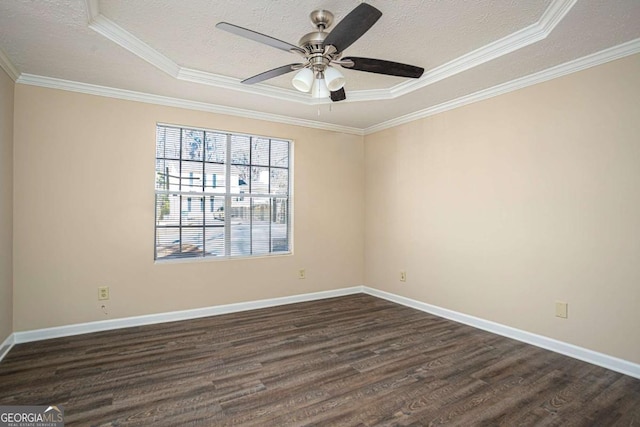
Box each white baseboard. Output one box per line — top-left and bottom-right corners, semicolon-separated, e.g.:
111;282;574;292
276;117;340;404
6;285;639;380
0;333;15;363
362;286;640;380
13;286;364;344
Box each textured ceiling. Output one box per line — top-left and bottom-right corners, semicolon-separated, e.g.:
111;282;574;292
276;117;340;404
98;0;552;90
0;0;639;132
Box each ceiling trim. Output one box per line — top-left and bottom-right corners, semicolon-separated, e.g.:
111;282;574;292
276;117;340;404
389;0;577;97
0;46;19;81
85;0;574;105
176;68;312;104
88;12;323;104
84;0;99;21
14;73;364;136
90;14;180;77
364;38;640;135
13;38;638;138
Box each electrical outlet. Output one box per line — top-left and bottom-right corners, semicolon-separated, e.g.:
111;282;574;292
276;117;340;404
555;301;568;318
98;286;110;301
400;271;407;282
298;269;306;279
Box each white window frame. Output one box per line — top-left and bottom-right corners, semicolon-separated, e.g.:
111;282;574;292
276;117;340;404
154;123;292;261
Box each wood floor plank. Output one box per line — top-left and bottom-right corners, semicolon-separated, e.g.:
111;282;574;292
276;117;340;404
1;294;638;426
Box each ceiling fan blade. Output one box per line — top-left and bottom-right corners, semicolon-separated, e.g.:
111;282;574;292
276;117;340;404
323;3;382;53
241;64;301;84
216;22;305;54
341;57;424;78
330;88;346;102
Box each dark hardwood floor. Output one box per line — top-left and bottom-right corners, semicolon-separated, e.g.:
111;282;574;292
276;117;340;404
1;294;639;426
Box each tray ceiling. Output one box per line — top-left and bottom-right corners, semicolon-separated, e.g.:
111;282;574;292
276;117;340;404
0;0;638;133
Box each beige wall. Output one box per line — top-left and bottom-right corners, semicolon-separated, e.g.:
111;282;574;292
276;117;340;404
365;54;640;364
0;68;13;343
9;54;640;365
12;85;364;331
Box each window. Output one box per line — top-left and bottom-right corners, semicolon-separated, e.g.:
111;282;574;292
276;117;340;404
155;124;291;260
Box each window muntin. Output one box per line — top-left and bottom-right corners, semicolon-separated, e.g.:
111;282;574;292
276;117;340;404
155;124;291;260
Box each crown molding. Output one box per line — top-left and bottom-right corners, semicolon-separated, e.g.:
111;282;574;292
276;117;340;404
13;37;639;137
346;87;394;102
15;73;364;135
84;0;99;22
0;46;19;81
85;10;335;105
84;0;574;104
365;38;640;135
89;14;180;77
177;67;313;103
390;0;576;97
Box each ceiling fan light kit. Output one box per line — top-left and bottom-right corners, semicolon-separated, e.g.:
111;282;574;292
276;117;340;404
292;67;314;92
323;66;346;92
311;78;331;99
216;3;425;102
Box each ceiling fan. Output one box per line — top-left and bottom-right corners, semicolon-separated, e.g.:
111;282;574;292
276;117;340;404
216;3;424;102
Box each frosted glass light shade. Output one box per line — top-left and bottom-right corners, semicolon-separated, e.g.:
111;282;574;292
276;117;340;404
311;78;330;98
324;67;345;91
292;68;314;92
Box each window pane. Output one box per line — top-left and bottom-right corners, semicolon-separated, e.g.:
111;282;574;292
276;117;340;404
272;198;289;252
231;135;250;165
252;198;271;255
205;196;225;225
204;163;225;193
251;166;269;194
181;228;204;257
230;196;249;223
182;129;203;161
205;132;226;163
182;196;203;226
181;161;203;192
230;198;250;256
155;124;290;261
205;227;225;256
271;139;288;167
251;137;269;166
156;159;179;191
155;159;167;191
156;227;181;260
157;126;181;159
232;165;249;192
156;194;180;226
156;127;166;158
168;160;180;191
270;168;288;195
230;224;250;256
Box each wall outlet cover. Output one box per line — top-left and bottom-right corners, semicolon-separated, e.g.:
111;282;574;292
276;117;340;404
555;301;568;318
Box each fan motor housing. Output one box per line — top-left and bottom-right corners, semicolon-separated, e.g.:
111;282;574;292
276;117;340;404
299;31;327;53
299;9;335;54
